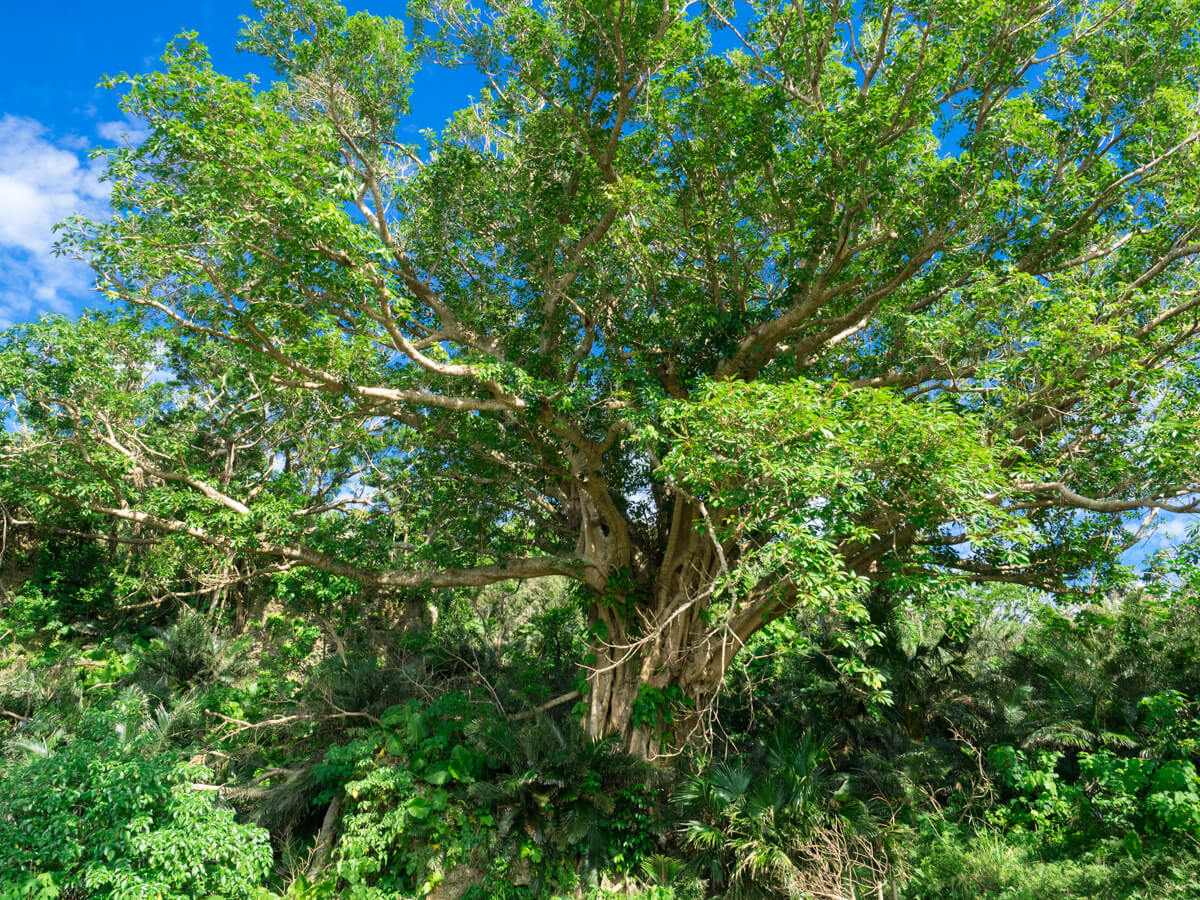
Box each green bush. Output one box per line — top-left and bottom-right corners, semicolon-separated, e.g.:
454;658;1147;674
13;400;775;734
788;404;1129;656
319;694;660;898
0;692;272;899
672;731;891;900
988;739;1200;846
903;822;1200;900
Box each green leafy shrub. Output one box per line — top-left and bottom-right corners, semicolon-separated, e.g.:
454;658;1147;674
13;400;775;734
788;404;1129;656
989;739;1200;847
321;695;659;897
1078;751;1155;836
0;537;120;646
0;692;272;899
903;821;1200;900
987;746;1081;842
1144;759;1200;833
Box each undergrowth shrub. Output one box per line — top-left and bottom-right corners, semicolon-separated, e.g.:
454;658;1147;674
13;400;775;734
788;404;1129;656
320;693;661;898
672;730;895;900
0;691;272;899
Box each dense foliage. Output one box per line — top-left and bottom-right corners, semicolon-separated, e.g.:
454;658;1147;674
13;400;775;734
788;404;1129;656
3;0;1200;755
3;518;1200;897
4;0;1200;895
0;693;273;899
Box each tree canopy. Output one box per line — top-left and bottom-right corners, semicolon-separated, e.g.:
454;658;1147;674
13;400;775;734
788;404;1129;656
3;0;1200;754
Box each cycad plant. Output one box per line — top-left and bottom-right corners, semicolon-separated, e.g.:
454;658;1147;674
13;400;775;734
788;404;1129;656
673;731;889;900
135;605;251;695
466;715;658;884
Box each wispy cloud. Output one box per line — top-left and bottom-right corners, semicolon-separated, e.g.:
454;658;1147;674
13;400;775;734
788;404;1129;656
0;115;111;328
1160;514;1196;541
96;118;149;146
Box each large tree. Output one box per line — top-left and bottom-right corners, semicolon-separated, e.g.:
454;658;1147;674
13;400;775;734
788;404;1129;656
4;0;1200;755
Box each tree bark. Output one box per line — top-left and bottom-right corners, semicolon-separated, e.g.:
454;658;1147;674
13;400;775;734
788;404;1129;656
580;496;748;756
584;617;739;758
307;793;343;880
584;508;745;756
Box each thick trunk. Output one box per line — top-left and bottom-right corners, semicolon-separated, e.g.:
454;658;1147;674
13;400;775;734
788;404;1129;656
584;549;743;757
307;793;342;879
586;641;654;757
584;620;737;757
581;498;759;756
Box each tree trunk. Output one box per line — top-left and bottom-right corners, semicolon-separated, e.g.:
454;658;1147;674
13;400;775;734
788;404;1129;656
584;565;744;758
581;499;758;757
586;640;654;757
584;620;740;757
307;792;342;879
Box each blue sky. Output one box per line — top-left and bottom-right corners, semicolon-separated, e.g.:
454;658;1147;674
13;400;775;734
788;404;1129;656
0;0;479;328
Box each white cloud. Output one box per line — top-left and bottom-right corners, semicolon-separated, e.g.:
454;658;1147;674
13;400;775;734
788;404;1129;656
0;115;111;328
96;118;149;146
1161;514;1196;540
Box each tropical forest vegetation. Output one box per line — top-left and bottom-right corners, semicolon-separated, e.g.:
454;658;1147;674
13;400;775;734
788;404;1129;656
2;0;1200;897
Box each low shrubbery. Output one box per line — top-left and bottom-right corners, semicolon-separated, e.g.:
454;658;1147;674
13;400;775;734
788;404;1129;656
4;534;1200;898
0;692;272;900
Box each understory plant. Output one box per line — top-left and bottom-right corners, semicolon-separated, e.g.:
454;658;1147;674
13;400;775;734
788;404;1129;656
323;695;662;898
0;691;272;899
672;731;893;900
